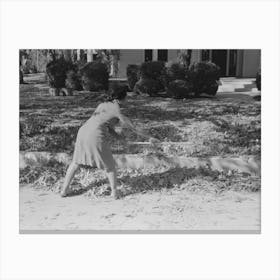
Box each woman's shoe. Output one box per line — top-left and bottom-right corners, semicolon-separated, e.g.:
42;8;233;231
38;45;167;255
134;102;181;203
111;189;120;200
60;188;71;197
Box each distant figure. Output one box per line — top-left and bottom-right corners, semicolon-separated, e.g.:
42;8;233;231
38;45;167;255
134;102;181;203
61;86;157;198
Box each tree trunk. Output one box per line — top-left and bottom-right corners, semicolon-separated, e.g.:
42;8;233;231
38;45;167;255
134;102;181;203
77;49;81;61
48;50;57;61
20;69;24;84
19;50;25;84
179;49;192;68
70;49;75;62
186;50;192;67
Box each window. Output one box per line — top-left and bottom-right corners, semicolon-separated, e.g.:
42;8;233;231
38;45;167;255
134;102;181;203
211;49;227;76
201;50;210;61
144;50;153;62
157;50;168;62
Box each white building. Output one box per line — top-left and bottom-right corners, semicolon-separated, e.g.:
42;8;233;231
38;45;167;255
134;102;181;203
115;49;260;79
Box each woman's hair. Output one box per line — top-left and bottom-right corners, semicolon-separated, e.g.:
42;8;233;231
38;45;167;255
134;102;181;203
107;83;128;101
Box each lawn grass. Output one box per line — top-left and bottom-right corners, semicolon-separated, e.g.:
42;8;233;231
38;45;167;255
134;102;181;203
19;74;261;195
20;75;261;158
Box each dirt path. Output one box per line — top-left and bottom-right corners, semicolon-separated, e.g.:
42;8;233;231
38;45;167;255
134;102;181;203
20;185;260;232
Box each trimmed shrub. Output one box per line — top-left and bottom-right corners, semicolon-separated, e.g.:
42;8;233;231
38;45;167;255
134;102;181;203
133;78;163;96
140;61;166;80
166;63;189;84
189;61;220;96
79;62;109;91
65;69;82;90
256;68;261;91
133;61;166;93
167;79;193;99
46;58;74;89
205;82;219;96
108;82;128;100
75;60;87;71
126;64;140;91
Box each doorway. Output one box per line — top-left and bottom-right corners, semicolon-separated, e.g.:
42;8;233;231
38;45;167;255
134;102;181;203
157;50;168;62
211;49;227;76
207;49;237;77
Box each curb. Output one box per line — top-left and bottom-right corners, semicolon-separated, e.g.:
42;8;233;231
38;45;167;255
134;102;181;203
19;152;261;175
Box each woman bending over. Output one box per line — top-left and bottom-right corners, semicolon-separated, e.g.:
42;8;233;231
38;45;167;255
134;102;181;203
60;88;155;198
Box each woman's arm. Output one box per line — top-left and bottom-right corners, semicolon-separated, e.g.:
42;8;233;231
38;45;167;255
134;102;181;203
119;114;152;140
107;126;124;141
115;102;159;142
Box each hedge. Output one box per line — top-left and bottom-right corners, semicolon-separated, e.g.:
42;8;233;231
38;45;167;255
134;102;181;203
166;63;189;84
46;58;74;89
167;79;193;99
79;62;109;91
188;61;221;96
133;78;164;96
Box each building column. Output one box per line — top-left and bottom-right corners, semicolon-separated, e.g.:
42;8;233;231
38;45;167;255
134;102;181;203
87;49;93;62
152;49;158;61
236;50;244;77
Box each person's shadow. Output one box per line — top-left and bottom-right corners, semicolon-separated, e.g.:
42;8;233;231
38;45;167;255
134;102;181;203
68;166;221;198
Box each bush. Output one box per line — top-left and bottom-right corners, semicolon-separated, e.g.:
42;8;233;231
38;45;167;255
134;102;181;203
140;61;166;80
46;58;74;89
75;60;87;71
133;78;163;96
65;69;82;90
79;62;109;91
256;68;261;91
205;82;219;96
189;61;220;96
138;61;166;93
108;82;128;100
126;64;140;91
167;79;193;99
166;63;189;84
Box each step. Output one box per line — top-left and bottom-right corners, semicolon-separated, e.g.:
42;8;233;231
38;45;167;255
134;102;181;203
218;81;257;93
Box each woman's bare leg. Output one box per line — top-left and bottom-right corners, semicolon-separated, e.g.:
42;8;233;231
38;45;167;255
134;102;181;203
60;162;80;197
107;168;119;199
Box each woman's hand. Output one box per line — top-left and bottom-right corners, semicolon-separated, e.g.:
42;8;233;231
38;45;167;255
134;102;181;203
108;126;123;140
118;135;129;145
149;137;160;145
119;114;154;141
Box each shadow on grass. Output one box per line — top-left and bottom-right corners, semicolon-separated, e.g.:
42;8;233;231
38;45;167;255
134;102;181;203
69;166;260;198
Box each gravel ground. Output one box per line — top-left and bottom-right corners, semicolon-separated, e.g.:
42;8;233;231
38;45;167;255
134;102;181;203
20;185;260;232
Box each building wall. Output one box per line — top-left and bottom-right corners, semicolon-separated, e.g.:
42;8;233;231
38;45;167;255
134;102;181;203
116;49;260;78
190;49;201;64
242;49;261;77
236;50;244;77
117;49;144;78
117;49;184;77
168;49;179;62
